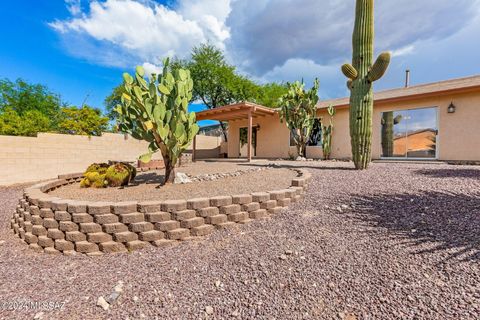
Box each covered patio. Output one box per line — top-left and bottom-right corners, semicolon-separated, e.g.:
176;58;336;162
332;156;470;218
194;102;276;162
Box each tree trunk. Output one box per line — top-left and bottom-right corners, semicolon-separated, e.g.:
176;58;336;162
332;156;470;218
162;158;176;185
219;121;228;142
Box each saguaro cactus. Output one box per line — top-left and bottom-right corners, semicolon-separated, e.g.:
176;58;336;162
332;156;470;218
341;0;391;169
381;112;402;157
116;58;199;185
321;105;336;160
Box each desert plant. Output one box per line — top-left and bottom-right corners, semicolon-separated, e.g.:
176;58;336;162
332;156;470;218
116;58;199;185
279;79;320;158
341;0;391;169
105;162;136;187
80;163;109;188
381;112;402;157
321;105;336;160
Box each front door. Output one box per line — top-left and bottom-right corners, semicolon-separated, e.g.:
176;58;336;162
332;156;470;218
380;107;438;159
239;127;257;157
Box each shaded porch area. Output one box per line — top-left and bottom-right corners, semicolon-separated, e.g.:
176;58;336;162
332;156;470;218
194;102;276;162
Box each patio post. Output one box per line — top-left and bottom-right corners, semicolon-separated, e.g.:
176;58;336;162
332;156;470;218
247;110;252;162
192;135;197;162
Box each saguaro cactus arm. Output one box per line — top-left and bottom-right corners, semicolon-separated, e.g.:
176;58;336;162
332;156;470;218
368;52;391;82
341;63;358;80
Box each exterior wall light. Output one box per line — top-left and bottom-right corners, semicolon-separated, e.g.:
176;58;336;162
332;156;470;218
447;102;456;114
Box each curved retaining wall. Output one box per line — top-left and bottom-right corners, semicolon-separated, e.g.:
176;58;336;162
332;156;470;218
11;169;311;256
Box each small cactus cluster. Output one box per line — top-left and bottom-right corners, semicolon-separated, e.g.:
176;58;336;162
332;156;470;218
80;162;136;188
116;58;198;185
341;0;391;169
321;105;336;160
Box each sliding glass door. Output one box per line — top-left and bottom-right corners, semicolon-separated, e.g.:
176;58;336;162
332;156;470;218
381;107;437;159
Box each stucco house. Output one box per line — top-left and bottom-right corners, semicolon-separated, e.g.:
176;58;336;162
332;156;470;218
195;75;480;162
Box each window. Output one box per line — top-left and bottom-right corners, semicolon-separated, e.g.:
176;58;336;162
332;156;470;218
289;119;322;147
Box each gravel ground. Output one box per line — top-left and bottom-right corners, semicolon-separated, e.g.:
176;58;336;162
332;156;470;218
48;164;296;202
0;161;479;320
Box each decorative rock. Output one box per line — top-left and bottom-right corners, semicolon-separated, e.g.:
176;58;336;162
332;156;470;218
152;239;174;247
205;306;214;315
96;297;109;311
44;247;61;255
174;172;192;184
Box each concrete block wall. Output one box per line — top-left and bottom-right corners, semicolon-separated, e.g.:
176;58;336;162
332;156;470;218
0;132;221;186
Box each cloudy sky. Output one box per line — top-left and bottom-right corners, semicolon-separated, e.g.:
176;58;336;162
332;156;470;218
1;0;479;114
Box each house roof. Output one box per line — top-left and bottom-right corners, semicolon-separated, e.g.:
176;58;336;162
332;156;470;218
195;101;275;121
317;75;480;109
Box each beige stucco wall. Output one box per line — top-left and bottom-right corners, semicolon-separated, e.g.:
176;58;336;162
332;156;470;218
226;90;480;161
0;133;221;186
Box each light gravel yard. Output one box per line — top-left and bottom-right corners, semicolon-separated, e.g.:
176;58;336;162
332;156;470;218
48;161;298;201
0;161;479;320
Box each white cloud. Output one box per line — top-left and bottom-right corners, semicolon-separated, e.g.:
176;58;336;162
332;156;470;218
65;0;81;15
50;0;480;98
50;0;231;66
142;62;162;77
391;45;415;57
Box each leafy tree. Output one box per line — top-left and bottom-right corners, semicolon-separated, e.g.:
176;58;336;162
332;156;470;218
104;84;125;122
57;105;109;136
0;107;52;136
279;79;320;158
0;78;63;121
257;83;288;108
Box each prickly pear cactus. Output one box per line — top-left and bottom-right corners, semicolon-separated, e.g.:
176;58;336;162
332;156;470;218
341;0;391;169
279;79;320;158
116;58;199;185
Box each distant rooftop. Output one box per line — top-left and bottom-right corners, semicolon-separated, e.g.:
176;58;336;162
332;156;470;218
317;75;480;109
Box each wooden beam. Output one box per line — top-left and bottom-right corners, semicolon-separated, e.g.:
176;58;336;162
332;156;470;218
192;135;197;162
247;110;252;162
